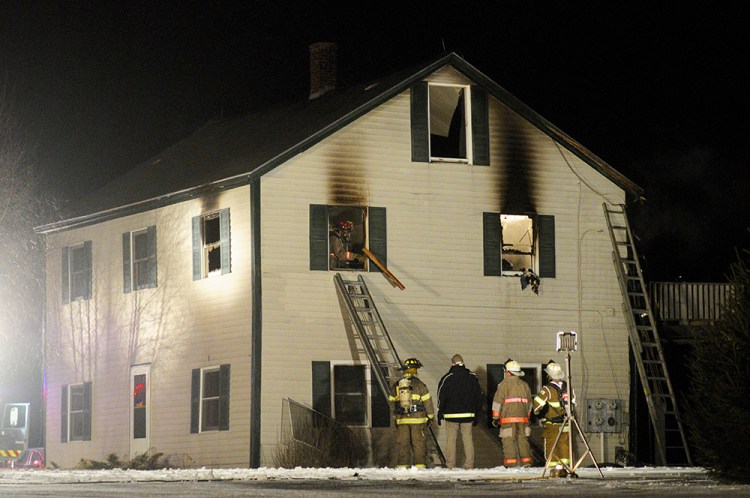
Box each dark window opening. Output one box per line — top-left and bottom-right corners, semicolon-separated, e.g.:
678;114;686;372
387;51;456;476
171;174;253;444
430;85;467;160
201;368;221;432
203;214;222;275
333;364;368;426
328;206;368;271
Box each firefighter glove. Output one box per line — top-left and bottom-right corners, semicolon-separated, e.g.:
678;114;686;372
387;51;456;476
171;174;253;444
394;405;405;416
491;418;499;428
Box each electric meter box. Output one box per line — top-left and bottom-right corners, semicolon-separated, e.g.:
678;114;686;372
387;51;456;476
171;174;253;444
586;398;622;433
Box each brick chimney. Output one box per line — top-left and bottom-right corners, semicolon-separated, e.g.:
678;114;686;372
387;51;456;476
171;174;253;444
309;42;337;100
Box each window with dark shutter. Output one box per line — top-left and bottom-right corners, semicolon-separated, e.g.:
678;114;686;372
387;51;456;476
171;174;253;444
483;213;556;279
192;210;231;280
191;365;231;433
310;205;387;272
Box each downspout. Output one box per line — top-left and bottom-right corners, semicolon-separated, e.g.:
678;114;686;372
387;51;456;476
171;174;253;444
249;178;262;467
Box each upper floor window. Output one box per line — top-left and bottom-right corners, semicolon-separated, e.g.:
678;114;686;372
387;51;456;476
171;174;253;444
62;241;92;304
411;81;489;166
192;209;231;280
309;204;387;272
429;84;470;161
123;226;157;293
483;212;556;279
190;364;230;433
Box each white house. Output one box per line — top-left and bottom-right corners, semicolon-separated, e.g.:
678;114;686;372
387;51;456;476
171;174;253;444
36;45;645;469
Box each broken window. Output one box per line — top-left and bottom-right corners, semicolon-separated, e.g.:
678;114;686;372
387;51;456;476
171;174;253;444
429;84;469;161
501;214;535;275
328;205;368;271
192;209;231;280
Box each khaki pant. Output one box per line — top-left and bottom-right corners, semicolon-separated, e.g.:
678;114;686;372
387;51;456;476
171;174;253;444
444;421;475;469
543;422;571;467
397;423;427;467
499;422;532;467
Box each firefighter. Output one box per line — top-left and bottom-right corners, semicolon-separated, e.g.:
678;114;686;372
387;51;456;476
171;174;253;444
436;354;483;469
329;220;353;270
389;357;434;468
491;359;533;467
533;360;576;477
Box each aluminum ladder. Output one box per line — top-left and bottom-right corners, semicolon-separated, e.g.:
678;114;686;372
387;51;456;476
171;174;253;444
603;203;692;465
334;273;446;467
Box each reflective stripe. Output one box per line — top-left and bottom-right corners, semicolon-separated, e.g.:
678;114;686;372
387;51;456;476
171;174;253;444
491;410;501;418
421;393;431;401
500;416;529;424
549;401;561;408
396;417;429;425
504;458;518;465
521;457;532;463
445;412;475;418
388;396;398;401
534;396;546;405
504;397;529;404
411;394;421;400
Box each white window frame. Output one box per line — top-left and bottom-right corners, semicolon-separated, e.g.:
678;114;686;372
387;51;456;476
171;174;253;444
501;213;536;276
201;213;222;278
68;243;88;301
199;366;221;432
428;83;473;164
67;383;85;441
129;228;150;290
330;361;372;428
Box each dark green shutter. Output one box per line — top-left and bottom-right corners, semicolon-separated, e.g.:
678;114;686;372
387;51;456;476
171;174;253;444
538;215;556;278
471;86;490;166
61;385;68;442
411;81;429;162
370;364;391;428
219;209;231;275
483;212;501;276
190;368;200;433
122;233;132;293
368;207;387;272
82;381;92;441
83;241;93;299
62;247;70;304
312;361;331;417
309;205;329;271
486;363;505;427
147;225;157;287
191;216;202;281
219;364;231;431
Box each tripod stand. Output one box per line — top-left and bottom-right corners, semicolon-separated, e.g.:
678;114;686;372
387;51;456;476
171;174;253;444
541;333;603;478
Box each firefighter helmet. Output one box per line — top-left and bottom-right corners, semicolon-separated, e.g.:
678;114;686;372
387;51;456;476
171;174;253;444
400;357;423;370
545;361;565;380
336;220;354;233
505;360;525;376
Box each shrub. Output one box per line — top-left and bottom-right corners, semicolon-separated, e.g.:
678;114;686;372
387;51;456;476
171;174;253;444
74;449;174;471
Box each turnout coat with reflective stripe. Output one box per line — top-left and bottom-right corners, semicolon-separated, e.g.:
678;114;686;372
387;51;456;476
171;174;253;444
492;375;532;425
437;364;484;423
389;375;434;425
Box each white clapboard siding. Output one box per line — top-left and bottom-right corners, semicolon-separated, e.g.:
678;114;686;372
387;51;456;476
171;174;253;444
259;71;630;464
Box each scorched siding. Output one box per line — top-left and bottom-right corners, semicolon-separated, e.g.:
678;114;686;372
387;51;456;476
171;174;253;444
258;66;630;465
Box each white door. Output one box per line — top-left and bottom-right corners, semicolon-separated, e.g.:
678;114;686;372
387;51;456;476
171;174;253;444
130;364;151;457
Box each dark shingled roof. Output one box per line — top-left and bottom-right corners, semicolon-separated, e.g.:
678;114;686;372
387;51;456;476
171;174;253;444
37;52;643;234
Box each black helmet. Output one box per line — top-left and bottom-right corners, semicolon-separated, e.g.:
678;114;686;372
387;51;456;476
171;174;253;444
401;357;423;370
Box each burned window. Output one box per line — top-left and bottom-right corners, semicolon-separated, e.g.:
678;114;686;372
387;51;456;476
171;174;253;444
192;209;231;280
501;214;535;275
328;206;368;271
332;364;368;426
429;84;469;161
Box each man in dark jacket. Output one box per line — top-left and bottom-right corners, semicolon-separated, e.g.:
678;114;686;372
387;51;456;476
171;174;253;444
437;354;484;469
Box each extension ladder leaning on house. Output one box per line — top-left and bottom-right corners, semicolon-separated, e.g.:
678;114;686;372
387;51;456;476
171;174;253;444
603;203;692;466
334;273;446;467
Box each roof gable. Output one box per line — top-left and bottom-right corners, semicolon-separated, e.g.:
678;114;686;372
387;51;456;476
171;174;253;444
37;52;642;234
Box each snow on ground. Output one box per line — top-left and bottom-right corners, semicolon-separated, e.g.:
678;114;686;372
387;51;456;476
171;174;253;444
3;466;750;496
0;465;708;484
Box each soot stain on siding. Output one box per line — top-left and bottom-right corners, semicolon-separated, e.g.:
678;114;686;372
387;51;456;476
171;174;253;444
497;110;538;214
326;149;367;206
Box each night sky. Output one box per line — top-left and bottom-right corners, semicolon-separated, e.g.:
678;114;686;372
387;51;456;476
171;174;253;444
3;3;748;282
